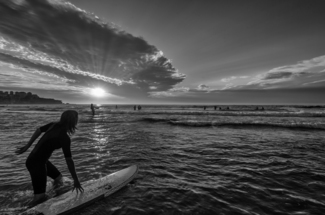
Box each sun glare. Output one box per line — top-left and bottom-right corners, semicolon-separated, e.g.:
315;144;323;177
91;87;105;97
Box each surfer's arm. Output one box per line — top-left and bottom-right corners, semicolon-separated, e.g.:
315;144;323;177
65;157;84;193
62;140;79;181
26;128;42;148
65;157;79;181
15;122;54;154
15;128;42;154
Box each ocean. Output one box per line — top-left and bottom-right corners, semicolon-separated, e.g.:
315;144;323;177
0;104;325;215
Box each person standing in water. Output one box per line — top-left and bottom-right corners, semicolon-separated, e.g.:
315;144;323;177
90;103;95;115
15;110;84;207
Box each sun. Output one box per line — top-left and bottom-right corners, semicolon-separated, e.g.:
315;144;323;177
91;87;105;97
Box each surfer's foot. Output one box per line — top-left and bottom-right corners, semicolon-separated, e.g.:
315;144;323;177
53;174;63;189
27;194;49;208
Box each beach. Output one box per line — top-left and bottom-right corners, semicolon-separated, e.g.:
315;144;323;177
0;104;325;214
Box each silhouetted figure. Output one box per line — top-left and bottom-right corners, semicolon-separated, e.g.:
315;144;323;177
261;107;265;110
214;106;217;110
255;107;259;110
226;106;229;110
134;105;137;111
15;110;84;207
138;105;142;110
204;106;206;110
115;105;117;109
90;103;95;115
219;107;222;110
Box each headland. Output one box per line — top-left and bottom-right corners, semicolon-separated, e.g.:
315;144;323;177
0;91;62;104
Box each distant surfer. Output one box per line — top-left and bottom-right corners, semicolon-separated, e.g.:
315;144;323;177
90;103;95;115
15;110;84;207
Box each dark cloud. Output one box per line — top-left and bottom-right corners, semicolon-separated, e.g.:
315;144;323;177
0;0;185;96
221;55;325;91
132;62;185;91
261;71;293;80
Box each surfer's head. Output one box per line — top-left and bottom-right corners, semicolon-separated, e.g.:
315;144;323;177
60;110;78;135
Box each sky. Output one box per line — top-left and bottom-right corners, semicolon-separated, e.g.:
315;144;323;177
0;0;325;104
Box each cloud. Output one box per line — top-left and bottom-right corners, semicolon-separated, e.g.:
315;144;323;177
302;79;325;86
260;71;293;80
221;76;248;82
0;63;78;91
170;86;190;92
221;83;237;90
237;55;325;89
149;91;177;98
263;55;325;79
149;84;215;98
0;0;185;98
148;86;189;98
148;54;325;100
195;84;210;92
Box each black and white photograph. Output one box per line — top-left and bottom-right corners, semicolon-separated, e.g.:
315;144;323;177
0;0;325;214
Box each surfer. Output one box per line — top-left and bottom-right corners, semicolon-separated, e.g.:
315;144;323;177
15;110;84;207
90;103;95;115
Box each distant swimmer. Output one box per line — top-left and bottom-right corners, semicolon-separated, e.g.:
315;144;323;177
15;110;84;207
90;103;95;115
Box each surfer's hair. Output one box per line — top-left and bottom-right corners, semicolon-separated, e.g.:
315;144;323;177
59;110;78;135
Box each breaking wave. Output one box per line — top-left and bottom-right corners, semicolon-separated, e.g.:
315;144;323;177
140;117;325;130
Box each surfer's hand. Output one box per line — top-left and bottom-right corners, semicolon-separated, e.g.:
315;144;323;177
15;145;28;155
72;180;84;194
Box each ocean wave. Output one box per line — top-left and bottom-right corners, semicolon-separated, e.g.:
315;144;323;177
169;120;325;130
6;108;60;112
140;117;325;130
115;110;325;118
139;117;178;123
139;111;324;117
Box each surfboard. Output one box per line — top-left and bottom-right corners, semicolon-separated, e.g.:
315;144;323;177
20;165;139;215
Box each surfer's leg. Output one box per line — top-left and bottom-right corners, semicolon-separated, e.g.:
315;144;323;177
46;160;63;188
26;161;48;206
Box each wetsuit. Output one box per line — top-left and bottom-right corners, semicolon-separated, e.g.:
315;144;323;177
26;122;72;194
